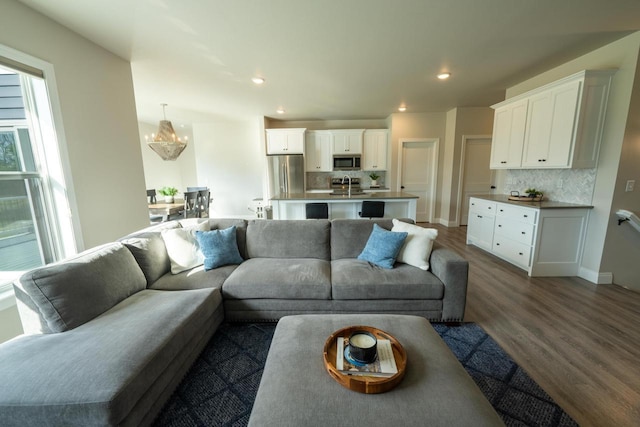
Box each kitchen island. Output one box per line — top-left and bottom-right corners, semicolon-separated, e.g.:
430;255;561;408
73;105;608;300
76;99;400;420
270;192;418;220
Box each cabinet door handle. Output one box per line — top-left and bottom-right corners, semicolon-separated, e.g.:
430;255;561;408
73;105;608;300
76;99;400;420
501;161;507;164
499;209;504;212
498;225;502;227
477;215;483;218
523;215;528;218
518;252;523;255
488;207;492;210
521;231;526;234
496;243;500;246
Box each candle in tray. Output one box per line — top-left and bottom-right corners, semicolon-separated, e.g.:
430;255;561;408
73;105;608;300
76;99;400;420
348;331;378;363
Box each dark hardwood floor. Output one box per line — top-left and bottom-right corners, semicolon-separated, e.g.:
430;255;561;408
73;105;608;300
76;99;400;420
422;223;640;427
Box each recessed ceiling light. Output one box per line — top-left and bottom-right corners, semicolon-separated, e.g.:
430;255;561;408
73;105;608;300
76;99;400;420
398;106;407;112
252;77;265;84
437;72;451;80
276;108;285;114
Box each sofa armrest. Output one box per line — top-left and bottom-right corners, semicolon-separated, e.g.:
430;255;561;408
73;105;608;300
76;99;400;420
429;243;468;321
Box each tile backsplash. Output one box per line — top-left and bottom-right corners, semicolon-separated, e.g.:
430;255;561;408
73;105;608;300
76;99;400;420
306;171;387;190
502;169;596;204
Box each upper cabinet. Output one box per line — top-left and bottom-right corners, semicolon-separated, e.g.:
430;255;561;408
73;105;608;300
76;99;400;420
490;70;615;169
363;129;388;170
305;130;332;172
490;99;528;169
331;129;364;154
266;128;306;155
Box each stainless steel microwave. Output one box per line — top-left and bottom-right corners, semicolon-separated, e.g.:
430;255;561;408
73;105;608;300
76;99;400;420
333;155;361;171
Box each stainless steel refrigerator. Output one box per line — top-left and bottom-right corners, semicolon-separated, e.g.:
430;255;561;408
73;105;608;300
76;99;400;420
267;154;304;196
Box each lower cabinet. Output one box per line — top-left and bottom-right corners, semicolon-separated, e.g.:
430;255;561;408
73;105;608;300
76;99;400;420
467;197;590;277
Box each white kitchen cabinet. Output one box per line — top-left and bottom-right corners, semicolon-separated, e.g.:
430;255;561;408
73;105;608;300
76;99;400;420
489;99;528;168
492;204;537;269
305;130;332;172
363;130;388;170
266;128;306;155
467;197;591;276
331;129;364;154
521;79;581;168
490;69;614;169
466;198;497;251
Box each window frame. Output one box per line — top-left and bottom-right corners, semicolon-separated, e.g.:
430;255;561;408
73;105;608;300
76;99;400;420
0;44;82;298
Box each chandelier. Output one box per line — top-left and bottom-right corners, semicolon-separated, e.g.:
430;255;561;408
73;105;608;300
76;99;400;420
145;104;188;161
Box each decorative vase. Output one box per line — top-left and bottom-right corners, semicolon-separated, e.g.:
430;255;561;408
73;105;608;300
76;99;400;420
164;196;174;203
371;179;378;187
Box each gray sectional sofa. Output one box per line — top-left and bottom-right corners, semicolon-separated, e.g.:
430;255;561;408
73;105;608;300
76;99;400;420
0;218;468;426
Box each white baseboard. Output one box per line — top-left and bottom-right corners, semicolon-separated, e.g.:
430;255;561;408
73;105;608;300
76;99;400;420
436;218;459;227
578;267;613;285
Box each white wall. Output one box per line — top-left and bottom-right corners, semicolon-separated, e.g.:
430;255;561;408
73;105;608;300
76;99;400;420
0;0;150;343
192;118;264;218
1;0;150;249
505;32;640;284
441;107;495;225
600;50;640;291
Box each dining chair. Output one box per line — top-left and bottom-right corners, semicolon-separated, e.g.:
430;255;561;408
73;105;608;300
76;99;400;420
183;191;200;219
197;189;211;218
147;189;163;223
146;189;157;204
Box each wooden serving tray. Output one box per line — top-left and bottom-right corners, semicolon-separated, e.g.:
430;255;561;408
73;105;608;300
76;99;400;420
323;325;407;394
508;195;544;202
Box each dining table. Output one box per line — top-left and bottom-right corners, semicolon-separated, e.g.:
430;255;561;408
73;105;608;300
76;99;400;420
148;200;184;221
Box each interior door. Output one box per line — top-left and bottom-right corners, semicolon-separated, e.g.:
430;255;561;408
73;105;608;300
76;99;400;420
400;140;437;222
460;137;494;226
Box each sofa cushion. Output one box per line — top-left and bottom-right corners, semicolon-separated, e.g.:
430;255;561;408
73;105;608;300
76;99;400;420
246;219;330;260
149;264;238;291
196;226;243;270
15;242;146;333
331;258;444;300
207;219;249;260
161;222;210;274
331;219;395;259
0;288;221;426
357;224;408;269
392;219;438;271
223;258;331;299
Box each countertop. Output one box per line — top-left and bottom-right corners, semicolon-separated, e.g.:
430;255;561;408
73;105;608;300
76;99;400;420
471;194;593;209
271;192;419;201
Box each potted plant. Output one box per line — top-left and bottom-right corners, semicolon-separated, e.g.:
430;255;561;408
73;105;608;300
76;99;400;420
369;172;381;187
158;186;178;203
524;188;543;200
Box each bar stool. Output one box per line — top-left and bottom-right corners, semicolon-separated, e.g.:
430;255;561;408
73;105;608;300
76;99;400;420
359;201;385;218
306;203;329;219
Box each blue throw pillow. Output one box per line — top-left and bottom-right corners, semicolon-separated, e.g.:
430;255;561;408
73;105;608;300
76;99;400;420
195;226;244;270
357;224;408;269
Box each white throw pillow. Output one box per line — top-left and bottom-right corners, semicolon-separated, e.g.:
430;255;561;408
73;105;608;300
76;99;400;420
391;219;438;270
161;221;210;274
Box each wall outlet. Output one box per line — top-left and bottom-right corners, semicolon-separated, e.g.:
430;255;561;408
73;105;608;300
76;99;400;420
626;180;635;192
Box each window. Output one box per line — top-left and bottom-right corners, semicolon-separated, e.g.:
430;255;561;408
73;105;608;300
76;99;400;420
0;55;77;294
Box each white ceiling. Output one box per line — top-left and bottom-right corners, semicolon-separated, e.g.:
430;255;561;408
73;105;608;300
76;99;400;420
17;0;640;127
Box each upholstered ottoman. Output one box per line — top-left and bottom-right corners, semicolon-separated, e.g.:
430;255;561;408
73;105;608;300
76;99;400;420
248;314;503;427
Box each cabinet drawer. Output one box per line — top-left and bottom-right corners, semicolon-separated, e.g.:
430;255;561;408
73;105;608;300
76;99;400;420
496;203;537;224
469;198;497;215
493;238;532;268
494;219;535;246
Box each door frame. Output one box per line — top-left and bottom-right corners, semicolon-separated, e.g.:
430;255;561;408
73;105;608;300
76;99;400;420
396;138;439;223
456;134;492;226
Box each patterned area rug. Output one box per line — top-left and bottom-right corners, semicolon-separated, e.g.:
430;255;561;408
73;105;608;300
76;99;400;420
154;322;577;427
